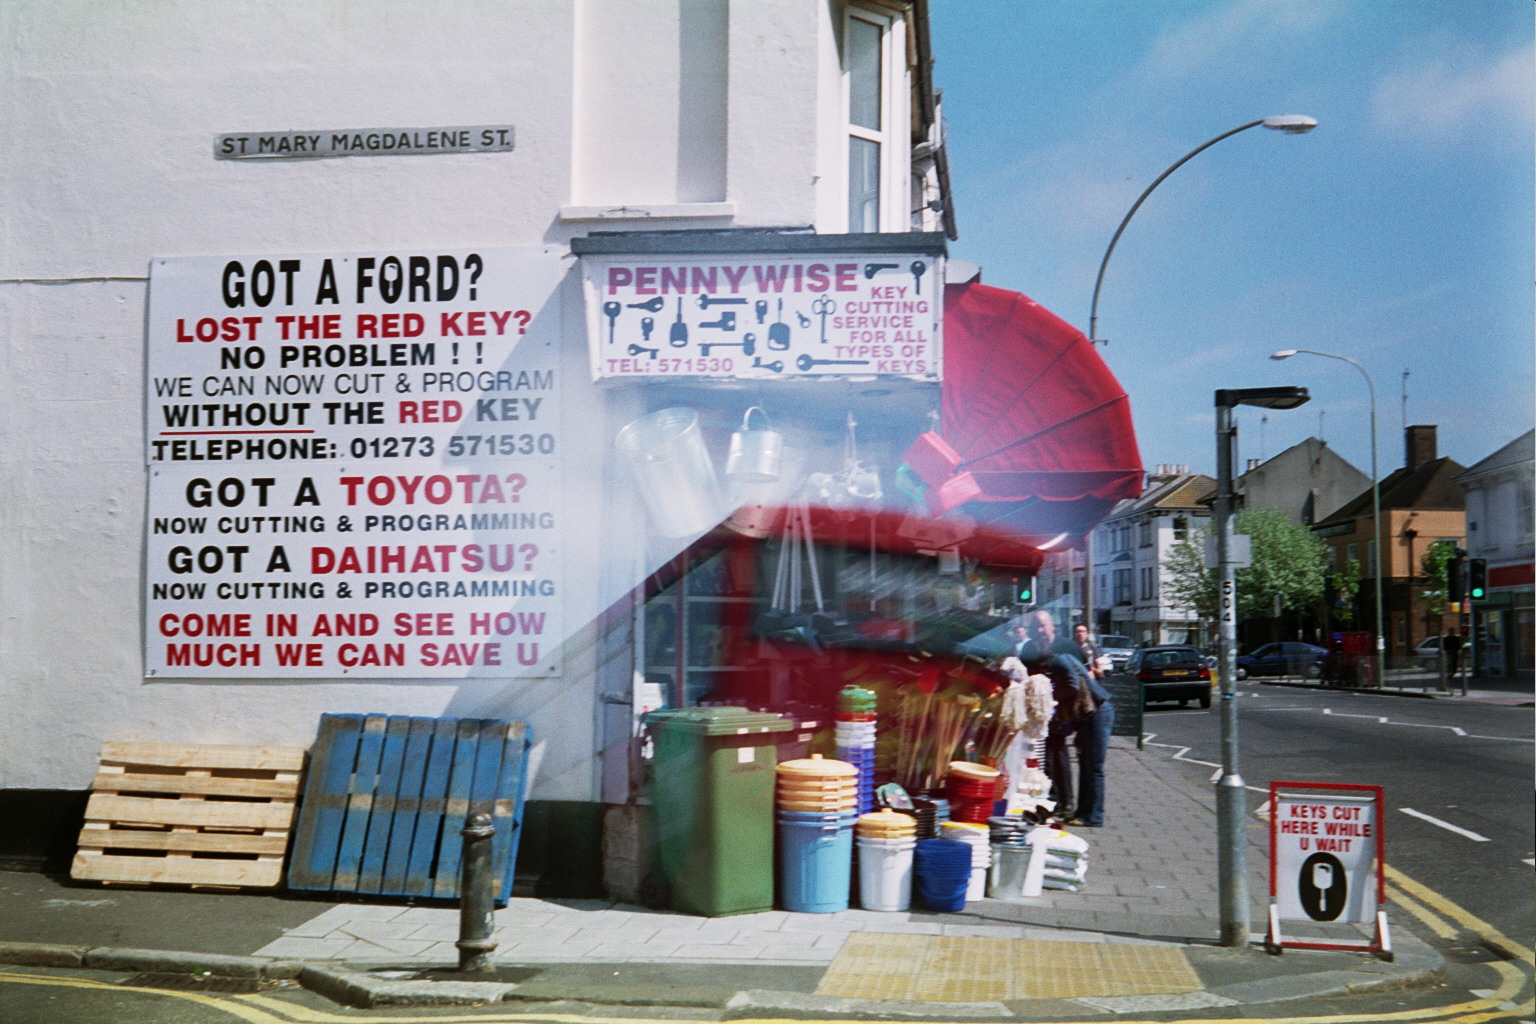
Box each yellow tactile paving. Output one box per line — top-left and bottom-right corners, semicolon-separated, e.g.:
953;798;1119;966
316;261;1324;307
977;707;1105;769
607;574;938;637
816;934;1202;1002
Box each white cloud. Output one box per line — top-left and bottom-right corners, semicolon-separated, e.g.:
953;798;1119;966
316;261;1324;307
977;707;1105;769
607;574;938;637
1138;0;1340;81
1370;41;1535;143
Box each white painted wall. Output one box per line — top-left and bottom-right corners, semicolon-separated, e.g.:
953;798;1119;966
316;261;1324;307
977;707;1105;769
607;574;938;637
0;0;851;797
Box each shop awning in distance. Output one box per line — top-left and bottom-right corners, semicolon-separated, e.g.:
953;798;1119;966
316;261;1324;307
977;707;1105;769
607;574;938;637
902;280;1143;549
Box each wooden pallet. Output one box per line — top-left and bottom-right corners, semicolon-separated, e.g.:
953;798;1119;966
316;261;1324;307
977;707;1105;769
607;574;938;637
71;741;307;889
286;714;531;901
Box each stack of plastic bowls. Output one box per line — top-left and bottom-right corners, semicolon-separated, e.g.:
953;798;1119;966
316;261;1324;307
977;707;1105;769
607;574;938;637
834;686;878;815
907;796;939;839
775;755;859;913
854;810;916;911
987;815;1032;900
912;837;972;912
939;820;991;901
946;761;1003;824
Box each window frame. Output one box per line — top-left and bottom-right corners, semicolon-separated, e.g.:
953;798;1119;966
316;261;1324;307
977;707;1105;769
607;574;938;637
842;3;906;233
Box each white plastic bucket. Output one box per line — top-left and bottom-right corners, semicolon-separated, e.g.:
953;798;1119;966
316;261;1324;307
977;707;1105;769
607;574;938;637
857;836;914;911
966;864;988;902
615;408;723;538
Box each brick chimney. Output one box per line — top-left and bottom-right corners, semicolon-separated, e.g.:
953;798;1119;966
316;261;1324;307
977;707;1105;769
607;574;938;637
1405;424;1437;470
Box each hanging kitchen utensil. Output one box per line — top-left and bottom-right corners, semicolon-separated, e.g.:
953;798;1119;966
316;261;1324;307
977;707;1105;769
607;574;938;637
614;407;722;537
757;500;825;655
725;406;783;483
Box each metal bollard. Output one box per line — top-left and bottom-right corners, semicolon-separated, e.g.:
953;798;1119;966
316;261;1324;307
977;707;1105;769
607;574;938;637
456;811;498;972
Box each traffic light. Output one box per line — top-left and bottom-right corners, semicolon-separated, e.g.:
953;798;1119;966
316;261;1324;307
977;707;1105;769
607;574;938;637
1468;558;1488;601
1017;575;1034;603
1446;551;1465;602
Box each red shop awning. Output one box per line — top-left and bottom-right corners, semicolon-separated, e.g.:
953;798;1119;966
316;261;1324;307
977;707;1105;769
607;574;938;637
903;281;1144;547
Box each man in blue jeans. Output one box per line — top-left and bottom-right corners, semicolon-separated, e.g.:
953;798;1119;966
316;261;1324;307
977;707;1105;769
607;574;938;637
1068;624;1115;828
1072;672;1115;827
1018;612;1113;825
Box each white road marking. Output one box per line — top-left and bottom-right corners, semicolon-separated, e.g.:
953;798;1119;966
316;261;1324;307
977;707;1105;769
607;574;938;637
1395;721;1468;735
1322;708;1389;722
1523;857;1534;868
1249;705;1531;742
1399;807;1492;842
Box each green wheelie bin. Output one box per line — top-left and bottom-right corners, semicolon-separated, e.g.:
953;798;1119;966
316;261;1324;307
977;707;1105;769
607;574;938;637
643;707;791;916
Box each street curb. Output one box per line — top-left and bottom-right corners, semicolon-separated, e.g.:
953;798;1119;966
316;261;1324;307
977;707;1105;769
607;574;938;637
81;947;306;980
728;988;1017;1018
299;965;517;1007
0;940;1446;1012
0;941;86;968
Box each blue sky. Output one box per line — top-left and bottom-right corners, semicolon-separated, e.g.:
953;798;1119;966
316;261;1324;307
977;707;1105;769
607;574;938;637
930;0;1534;481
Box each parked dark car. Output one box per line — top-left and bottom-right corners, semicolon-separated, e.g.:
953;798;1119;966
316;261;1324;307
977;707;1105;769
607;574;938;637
1123;645;1212;708
1235;642;1327;680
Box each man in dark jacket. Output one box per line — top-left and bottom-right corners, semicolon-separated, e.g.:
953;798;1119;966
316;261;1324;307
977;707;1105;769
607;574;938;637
1013;614;1112;822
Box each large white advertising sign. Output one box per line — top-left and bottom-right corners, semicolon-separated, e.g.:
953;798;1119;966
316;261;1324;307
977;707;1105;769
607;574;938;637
581;254;941;381
145;248;564;678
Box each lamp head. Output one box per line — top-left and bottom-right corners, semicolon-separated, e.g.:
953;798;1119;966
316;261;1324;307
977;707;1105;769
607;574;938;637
1270;349;1298;360
1214;385;1311;411
1262;115;1318;134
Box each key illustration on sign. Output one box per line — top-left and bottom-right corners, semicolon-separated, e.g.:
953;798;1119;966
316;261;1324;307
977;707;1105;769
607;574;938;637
768;299;790;350
811;296;836;343
669;298;688;347
1298;852;1346;921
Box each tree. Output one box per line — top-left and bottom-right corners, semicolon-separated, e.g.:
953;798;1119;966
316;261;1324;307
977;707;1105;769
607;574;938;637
1162;508;1331;626
1164;533;1217;621
1419;539;1457;615
1330;556;1362;627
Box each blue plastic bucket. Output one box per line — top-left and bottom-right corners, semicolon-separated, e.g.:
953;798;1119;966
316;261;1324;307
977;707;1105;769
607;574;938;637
916;871;968;911
777;814;855;913
914;838;972;874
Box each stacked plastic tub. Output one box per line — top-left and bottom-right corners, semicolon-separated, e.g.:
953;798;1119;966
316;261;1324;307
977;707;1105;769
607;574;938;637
834;686;877;815
939;820;991;901
775;754;858;912
854;809;916;911
946;761;1003;824
912;837;972;911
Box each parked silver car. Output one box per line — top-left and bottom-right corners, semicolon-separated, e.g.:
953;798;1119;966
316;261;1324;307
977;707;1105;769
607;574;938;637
1097;634;1136;673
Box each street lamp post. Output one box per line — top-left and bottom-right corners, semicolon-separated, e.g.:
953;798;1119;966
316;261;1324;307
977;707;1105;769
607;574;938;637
1271;349;1384;688
1214;386;1311;948
1082;114;1316;643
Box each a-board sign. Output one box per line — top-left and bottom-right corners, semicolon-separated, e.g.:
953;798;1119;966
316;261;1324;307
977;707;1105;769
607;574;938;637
143;248;564;679
1267;781;1389;957
1104;671;1143;746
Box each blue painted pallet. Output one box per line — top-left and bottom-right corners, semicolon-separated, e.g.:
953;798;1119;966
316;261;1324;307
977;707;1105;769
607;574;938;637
287;714;530;901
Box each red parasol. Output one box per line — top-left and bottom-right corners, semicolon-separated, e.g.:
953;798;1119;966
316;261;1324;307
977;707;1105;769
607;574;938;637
904;281;1144;546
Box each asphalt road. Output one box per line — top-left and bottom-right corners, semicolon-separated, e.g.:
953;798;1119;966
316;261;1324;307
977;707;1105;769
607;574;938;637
1136;678;1535;951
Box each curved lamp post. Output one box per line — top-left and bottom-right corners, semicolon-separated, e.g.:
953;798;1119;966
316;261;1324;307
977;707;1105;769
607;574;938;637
1078;114;1317;700
1088;115;1318;346
1271;348;1385;689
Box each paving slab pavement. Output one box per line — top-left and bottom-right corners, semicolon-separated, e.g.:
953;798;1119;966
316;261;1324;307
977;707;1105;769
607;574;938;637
0;737;1447;1014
